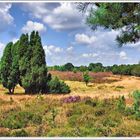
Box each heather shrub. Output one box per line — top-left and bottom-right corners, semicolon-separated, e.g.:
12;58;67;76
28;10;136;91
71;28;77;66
132;90;140;119
48;77;70;94
85;100;97;107
124;107;135;116
102;117;121;127
113;127;133;137
61;96;81;103
0;128;10;137
117;96;126;113
10;129;28;137
0;111;42;129
95;109;105;116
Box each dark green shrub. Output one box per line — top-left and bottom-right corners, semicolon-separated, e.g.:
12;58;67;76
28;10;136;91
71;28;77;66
83;71;90;86
10;129;28;137
48;77;70;94
116;86;125;89
85;100;97;107
124;107;135;116
32;114;42;124
95;109;105;116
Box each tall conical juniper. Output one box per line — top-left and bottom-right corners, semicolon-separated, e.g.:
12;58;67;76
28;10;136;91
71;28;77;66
18;31;48;94
0;31;70;94
0;42;19;94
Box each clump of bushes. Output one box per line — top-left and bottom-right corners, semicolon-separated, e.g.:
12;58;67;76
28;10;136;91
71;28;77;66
116;91;140;120
48;77;70;94
0;111;42;129
117;96;126;113
61;96;81;103
10;129;28;137
85;100;97;107
95;109;105;116
132;90;140;119
83;71;91;86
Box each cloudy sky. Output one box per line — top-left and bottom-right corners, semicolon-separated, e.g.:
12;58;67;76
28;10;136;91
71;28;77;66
0;2;140;66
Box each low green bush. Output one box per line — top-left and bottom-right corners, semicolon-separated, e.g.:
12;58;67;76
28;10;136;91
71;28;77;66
10;129;28;137
85;100;97;107
117;96;126;113
0;111;42;129
95;109;105;116
124;107;135;116
48;77;70;94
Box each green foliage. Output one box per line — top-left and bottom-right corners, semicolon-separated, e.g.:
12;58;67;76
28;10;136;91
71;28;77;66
18;31;48;94
85;100;97;107
48;108;58;128
124;107;135;116
88;63;103;72
95;109;105;116
49;63;140;78
63;63;74;71
131;65;140;77
79;3;140;45
0;95;140;136
132;90;140;119
117;96;126;112
0;111;42;129
10;129;28;137
48;77;70;94
83;71;90;86
0;42;19;94
73;68;77;73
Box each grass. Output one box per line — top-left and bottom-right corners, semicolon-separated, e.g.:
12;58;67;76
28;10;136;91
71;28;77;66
0;96;140;137
0;74;140;137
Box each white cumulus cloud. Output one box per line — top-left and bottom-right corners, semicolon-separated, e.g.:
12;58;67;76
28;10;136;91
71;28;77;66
21;3;86;31
44;45;63;56
22;21;47;33
82;53;98;58
119;51;128;60
75;33;96;45
0;42;5;58
0;3;14;32
67;46;73;52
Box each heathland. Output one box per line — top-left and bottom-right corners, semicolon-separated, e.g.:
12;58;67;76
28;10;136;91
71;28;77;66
0;71;140;137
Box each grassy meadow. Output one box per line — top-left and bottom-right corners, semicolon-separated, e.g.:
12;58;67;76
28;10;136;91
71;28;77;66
0;71;140;137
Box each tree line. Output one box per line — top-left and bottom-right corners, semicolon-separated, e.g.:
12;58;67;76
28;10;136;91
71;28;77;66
0;31;70;94
48;62;140;77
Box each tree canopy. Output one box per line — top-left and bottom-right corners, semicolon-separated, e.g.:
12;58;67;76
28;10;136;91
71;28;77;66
0;31;70;94
77;3;140;46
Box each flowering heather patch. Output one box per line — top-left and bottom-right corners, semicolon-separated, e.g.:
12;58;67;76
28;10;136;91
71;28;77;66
49;71;115;83
61;96;81;103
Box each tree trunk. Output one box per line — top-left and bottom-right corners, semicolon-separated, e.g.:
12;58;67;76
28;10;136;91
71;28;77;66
8;89;12;94
11;87;15;94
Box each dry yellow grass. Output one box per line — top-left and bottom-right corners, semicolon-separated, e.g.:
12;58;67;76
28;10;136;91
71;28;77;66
0;75;140;101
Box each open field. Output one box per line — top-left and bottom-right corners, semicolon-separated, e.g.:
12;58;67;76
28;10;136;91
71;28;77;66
0;73;140;137
1;73;140;100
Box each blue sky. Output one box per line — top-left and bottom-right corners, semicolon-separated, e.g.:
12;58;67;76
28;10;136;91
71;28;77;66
0;2;140;66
